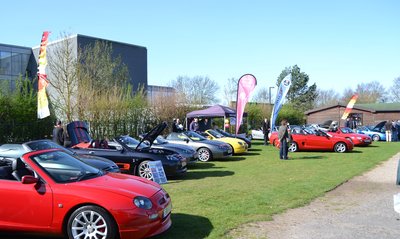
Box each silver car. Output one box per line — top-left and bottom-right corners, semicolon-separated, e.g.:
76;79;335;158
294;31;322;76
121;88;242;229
165;131;232;162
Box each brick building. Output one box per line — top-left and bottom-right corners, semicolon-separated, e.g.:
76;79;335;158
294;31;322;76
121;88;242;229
305;103;400;127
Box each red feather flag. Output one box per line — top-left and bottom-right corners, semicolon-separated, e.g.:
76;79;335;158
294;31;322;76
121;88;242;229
341;94;358;120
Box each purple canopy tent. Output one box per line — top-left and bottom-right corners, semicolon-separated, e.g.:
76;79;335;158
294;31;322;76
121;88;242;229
186;104;246;131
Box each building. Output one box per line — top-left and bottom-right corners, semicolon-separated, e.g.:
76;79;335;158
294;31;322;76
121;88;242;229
147;85;176;104
0;43;37;92
305;103;400;127
1;34;147;94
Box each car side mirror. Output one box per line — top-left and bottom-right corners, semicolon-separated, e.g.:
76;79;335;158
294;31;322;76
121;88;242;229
21;175;39;184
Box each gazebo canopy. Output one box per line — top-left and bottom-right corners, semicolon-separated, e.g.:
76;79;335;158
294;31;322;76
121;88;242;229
186;104;238;118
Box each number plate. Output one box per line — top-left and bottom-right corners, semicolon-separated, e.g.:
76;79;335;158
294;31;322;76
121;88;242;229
364;139;371;143
163;202;172;218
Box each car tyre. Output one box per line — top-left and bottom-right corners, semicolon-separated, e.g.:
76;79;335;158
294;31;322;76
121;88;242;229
288;142;298;152
67;205;117;239
197;147;212;162
334;142;347;153
372;134;380;142
137;160;154;181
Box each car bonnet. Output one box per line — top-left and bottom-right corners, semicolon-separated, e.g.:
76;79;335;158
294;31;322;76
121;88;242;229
75;173;162;198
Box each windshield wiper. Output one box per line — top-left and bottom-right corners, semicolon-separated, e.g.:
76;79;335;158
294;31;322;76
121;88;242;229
76;170;102;181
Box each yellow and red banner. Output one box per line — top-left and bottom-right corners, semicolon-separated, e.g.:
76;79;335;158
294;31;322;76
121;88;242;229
37;31;51;119
341;94;358;120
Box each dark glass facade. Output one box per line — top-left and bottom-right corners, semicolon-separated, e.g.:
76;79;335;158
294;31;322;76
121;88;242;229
0;44;33;92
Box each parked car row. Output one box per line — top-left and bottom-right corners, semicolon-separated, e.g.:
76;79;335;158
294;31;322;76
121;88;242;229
0;120;247;239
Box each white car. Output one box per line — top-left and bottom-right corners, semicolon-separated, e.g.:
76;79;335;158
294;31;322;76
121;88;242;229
250;129;264;140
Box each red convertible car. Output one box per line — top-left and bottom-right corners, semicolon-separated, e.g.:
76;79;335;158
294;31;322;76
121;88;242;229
270;127;354;153
0;149;171;239
326;127;372;146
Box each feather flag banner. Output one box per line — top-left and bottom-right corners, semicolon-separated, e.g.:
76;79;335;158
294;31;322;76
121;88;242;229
341;94;359;120
235;74;257;135
37;31;51;119
270;74;292;131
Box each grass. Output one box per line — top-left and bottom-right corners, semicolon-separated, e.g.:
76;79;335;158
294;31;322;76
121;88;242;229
150;141;400;239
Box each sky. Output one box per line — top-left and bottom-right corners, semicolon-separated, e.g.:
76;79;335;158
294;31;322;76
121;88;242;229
2;0;399;102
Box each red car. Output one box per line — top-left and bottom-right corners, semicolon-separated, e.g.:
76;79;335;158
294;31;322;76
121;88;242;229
0;149;171;239
270;127;354;153
326;127;372;146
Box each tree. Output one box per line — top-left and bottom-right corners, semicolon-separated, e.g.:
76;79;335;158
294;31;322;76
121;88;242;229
0;75;55;143
47;33;78;122
170;76;220;105
276;65;317;112
340;81;386;103
390;77;400;102
252;87;270;103
222;77;238;106
314;88;341;107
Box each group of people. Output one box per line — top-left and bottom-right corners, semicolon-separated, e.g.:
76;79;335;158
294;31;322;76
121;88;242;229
384;120;400;142
172;118;218;133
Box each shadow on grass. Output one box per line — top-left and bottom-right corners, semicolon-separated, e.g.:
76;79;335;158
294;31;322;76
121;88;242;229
349;150;363;153
293;155;326;160
214;156;246;162
248;148;262;151
184;170;235;180
187;162;218;170
239;152;260;156
150;213;213;239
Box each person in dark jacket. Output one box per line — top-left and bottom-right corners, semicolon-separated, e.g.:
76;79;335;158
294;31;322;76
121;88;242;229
52;119;64;146
262;118;270;145
189;118;199;132
278;119;290;160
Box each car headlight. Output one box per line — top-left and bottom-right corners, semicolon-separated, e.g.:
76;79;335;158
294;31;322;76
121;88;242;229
238;141;243;145
134;196;153;209
357;137;362;140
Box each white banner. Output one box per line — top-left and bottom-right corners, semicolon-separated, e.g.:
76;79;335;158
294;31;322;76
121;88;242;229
270;74;292;131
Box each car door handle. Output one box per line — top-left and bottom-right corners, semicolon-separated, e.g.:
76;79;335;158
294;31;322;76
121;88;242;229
88;151;95;154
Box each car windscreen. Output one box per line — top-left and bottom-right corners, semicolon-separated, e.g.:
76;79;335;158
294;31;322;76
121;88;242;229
117;136;145;149
31;150;102;183
25;141;74;155
340;127;354;134
185;131;207;141
154;135;168;144
207;130;224;138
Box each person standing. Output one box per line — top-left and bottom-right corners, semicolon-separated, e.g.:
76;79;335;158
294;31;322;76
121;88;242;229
384;120;392;142
52;119;64;146
391;120;398;142
189;118;199;132
172;118;183;132
262;118;270;145
278;119;290;160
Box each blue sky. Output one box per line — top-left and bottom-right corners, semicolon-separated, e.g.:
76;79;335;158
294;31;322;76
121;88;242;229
2;0;399;100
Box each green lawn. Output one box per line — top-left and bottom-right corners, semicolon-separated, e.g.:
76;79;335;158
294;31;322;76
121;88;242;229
151;141;400;239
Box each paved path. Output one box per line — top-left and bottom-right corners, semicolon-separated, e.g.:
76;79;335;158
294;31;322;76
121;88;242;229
233;152;400;239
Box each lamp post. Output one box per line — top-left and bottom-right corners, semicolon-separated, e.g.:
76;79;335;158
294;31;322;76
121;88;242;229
269;86;275;104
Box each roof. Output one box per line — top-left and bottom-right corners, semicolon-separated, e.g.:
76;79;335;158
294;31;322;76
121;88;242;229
305;103;400;115
186;104;237;118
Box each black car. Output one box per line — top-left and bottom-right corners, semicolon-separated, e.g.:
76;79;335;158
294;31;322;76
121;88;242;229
68;121;187;180
215;129;252;148
0;140;120;173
